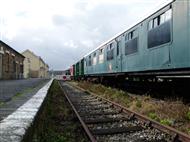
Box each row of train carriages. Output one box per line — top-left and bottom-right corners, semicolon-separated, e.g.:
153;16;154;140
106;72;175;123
70;0;190;82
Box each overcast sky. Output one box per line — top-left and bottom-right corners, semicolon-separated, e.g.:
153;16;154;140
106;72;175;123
0;0;170;70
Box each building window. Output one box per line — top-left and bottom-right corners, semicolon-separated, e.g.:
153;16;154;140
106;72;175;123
5;53;9;72
20;65;23;73
13;61;16;73
27;58;30;63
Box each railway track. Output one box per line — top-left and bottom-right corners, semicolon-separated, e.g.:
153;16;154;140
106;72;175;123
59;81;190;142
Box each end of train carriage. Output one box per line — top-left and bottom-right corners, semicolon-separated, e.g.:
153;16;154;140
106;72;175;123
72;58;84;80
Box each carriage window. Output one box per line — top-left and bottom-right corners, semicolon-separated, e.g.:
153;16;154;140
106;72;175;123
148;20;153;30
116;40;121;56
107;43;114;60
148;8;172;48
93;52;97;65
128;31;133;40
165;9;172;21
116;41;119;56
148;8;172;31
125;29;138;55
128;29;138;40
99;48;104;64
110;43;113;49
88;56;92;66
153;17;158;28
85;59;87;66
160;13;165;25
125;34;128;41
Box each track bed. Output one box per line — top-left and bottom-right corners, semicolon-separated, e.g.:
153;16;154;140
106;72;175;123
59;81;190;142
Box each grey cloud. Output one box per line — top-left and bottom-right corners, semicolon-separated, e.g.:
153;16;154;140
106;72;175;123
4;1;162;70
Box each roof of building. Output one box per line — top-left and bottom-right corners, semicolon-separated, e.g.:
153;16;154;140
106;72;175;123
0;40;25;58
22;49;39;58
22;49;49;67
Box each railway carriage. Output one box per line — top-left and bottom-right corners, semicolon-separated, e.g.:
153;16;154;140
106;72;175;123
73;58;85;80
73;0;190;80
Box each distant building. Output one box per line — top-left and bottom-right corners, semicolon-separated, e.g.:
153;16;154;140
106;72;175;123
22;50;49;78
0;40;25;80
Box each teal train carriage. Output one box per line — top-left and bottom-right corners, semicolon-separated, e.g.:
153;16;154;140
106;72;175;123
83;0;190;79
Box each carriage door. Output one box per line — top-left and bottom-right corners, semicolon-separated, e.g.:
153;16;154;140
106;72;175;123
116;36;122;72
0;54;2;79
147;8;172;69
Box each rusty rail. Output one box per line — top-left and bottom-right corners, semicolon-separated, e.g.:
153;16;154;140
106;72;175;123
68;82;190;142
59;82;97;142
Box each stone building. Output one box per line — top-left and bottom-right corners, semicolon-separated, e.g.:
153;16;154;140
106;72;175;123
0;40;25;80
22;50;49;78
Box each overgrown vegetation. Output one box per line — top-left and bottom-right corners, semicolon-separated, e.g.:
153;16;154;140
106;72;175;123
0;101;4;106
32;80;88;142
148;112;159;121
160;119;173;126
12;88;34;100
186;111;190;120
71;81;190;135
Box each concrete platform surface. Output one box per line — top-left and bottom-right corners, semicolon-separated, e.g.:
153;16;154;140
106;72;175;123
0;79;50;121
0;78;49;102
0;79;53;142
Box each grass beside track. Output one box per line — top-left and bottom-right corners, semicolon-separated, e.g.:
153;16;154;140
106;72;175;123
32;80;88;142
70;81;190;135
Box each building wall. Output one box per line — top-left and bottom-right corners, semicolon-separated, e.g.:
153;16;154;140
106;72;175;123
22;50;49;78
45;64;49;78
0;42;24;80
0;54;2;78
22;51;40;78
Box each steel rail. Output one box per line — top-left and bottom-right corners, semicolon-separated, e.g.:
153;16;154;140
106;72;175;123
59;82;97;142
70;82;190;142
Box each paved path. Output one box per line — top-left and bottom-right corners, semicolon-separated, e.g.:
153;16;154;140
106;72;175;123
0;78;50;120
0;78;49;102
0;79;53;142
